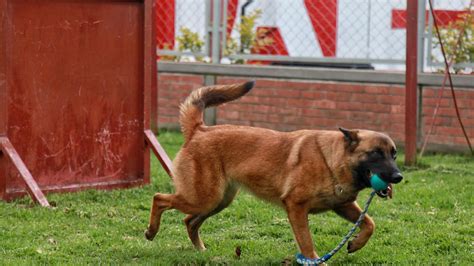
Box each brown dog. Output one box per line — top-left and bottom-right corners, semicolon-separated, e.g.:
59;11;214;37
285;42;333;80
145;81;403;259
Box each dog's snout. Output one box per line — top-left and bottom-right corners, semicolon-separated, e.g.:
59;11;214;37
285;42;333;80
391;172;403;183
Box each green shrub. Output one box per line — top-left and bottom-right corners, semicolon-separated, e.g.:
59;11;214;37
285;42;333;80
432;10;474;73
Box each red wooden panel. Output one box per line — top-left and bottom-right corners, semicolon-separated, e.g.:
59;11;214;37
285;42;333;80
1;0;155;199
144;0;155;184
0;0;7;136
1;0;10;198
151;0;159;133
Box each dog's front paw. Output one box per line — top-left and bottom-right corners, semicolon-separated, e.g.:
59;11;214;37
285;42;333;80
347;240;355;253
347;238;365;253
144;228;156;241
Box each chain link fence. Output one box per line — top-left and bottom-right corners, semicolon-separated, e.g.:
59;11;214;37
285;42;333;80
224;0;407;67
156;0;209;61
156;0;473;71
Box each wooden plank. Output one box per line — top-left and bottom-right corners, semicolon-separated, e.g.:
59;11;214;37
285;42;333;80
0;137;50;207
150;0;158;133
404;0;418;165
0;0;8;196
143;0;156;184
0;0;7;135
144;130;173;178
144;0;153;132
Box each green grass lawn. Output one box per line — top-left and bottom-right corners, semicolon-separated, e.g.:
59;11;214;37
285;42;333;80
1;131;473;265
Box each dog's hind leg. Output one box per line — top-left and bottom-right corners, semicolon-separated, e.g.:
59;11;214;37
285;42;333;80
184;184;239;251
145;193;173;241
183;214;207;250
145;193;206;241
333;201;375;253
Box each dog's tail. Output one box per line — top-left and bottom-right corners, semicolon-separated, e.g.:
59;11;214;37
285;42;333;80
179;81;255;142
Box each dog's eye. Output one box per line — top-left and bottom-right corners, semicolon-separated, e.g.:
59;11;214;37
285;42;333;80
369;149;384;158
391;148;397;160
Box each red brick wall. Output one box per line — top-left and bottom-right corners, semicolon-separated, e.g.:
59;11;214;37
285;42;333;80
422;87;474;148
158;73;474;152
157;74;204;128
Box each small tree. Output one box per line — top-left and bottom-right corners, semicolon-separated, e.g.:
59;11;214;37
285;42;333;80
176;27;204;61
224;9;265;63
238;9;262;53
432;10;474;73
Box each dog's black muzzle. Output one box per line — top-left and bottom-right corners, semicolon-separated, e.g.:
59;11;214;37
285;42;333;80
376;159;403;184
390;172;403;183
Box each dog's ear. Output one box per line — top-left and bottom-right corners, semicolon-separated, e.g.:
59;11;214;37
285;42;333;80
339;127;359;151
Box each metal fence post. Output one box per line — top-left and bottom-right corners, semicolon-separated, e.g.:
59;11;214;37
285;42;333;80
405;0;419;165
204;75;217;125
205;0;212;58
211;0;221;64
203;0;221;125
417;0;426;72
221;0;228;53
416;0;426;148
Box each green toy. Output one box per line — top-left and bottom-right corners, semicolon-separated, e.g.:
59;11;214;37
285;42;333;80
370;174;389;191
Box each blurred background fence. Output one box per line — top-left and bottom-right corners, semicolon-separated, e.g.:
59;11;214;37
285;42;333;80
154;0;474;155
156;0;473;72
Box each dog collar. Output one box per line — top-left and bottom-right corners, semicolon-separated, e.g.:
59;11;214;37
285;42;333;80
335;184;344;195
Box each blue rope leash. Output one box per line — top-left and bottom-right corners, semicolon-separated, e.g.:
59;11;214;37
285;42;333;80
296;190;377;265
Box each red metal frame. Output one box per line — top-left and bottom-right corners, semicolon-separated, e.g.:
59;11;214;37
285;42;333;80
405;0;418;165
150;0;159;133
0;0;172;206
0;1;5;134
145;129;173;177
0;138;49;206
144;0;173;178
